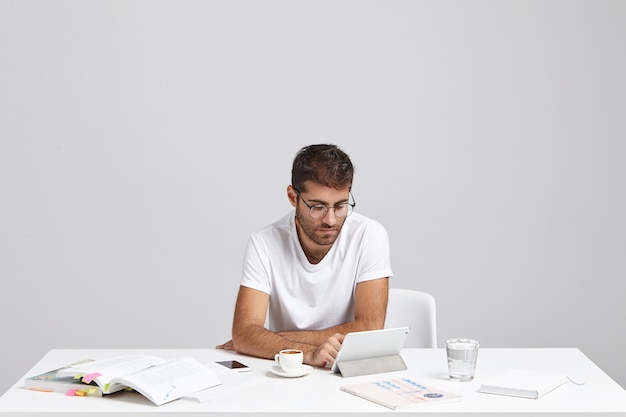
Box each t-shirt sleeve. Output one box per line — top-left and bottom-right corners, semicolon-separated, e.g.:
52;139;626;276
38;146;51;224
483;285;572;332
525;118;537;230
357;220;393;283
239;235;272;294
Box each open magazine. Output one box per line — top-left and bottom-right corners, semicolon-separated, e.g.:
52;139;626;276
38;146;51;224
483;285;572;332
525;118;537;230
54;354;221;405
25;360;103;396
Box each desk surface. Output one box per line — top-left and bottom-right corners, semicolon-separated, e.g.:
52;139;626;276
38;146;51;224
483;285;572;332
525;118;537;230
1;348;625;416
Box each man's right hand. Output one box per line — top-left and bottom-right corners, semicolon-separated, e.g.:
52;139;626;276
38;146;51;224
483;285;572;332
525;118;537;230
306;333;345;368
216;340;234;350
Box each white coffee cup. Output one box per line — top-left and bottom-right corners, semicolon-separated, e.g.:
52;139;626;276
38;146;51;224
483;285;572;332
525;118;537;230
274;349;304;372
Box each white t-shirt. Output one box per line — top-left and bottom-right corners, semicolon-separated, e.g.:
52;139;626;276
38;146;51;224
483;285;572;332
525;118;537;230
240;210;393;332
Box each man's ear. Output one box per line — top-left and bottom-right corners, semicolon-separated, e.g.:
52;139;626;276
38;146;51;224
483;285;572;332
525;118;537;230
287;185;298;208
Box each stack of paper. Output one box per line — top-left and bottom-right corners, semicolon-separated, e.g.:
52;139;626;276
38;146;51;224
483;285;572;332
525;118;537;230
478;369;567;399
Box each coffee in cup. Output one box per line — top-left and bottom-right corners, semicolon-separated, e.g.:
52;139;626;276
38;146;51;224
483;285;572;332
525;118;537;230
274;349;304;372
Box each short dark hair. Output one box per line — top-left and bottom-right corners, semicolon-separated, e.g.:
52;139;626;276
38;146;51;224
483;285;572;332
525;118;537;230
291;144;354;192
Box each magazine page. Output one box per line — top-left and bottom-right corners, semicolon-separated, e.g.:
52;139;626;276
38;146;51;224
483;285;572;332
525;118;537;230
183;362;266;403
56;354;166;393
110;357;222;406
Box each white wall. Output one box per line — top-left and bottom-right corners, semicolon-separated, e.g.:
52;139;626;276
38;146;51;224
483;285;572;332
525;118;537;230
1;0;625;395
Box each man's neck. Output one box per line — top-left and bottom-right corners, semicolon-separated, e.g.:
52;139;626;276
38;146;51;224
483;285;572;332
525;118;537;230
295;218;332;265
302;246;330;264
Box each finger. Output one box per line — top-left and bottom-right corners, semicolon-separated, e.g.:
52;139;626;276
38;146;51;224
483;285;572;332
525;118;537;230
216;340;234;350
328;335;344;352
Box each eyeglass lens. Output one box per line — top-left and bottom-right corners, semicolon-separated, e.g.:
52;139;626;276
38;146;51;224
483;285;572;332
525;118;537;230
309;204;352;218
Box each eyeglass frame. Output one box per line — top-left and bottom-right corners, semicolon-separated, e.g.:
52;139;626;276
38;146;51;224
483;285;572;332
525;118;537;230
292;186;356;219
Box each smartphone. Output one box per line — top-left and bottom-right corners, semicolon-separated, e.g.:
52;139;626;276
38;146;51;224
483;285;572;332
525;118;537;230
215;360;252;372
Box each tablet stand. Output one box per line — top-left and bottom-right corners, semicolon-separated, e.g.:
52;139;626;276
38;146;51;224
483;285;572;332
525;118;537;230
335;354;407;377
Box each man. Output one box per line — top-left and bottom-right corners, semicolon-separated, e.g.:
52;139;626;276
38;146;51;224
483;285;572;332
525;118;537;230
217;144;392;368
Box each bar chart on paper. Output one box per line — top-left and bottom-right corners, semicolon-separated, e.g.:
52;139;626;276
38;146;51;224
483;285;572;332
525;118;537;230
340;378;462;410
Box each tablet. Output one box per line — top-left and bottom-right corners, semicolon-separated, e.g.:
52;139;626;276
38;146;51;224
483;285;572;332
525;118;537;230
331;327;410;373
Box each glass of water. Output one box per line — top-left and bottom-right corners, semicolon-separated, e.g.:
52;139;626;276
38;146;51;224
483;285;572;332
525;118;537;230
446;338;480;381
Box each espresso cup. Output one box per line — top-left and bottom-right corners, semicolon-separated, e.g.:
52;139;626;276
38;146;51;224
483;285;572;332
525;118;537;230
274;349;304;372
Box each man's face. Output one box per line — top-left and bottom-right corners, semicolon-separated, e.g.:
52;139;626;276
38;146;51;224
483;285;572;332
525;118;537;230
292;181;351;248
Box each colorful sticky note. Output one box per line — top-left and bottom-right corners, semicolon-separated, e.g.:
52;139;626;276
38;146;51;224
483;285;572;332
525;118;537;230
66;389;77;396
75;390;86;396
82;372;102;384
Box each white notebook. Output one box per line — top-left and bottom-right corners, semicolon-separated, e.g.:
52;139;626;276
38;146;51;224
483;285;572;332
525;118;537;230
479;369;567;399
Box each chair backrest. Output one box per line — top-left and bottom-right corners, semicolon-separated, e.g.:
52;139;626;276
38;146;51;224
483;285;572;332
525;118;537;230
385;288;437;348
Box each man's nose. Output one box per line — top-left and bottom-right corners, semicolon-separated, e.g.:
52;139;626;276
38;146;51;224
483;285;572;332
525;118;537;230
322;208;339;225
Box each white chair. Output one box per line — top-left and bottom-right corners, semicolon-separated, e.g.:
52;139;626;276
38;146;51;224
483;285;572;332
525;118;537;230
385;288;437;348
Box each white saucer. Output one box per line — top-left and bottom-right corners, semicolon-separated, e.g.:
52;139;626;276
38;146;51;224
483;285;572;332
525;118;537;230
270;364;313;378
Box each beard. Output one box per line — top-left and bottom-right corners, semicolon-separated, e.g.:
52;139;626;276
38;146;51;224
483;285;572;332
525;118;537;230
295;207;345;247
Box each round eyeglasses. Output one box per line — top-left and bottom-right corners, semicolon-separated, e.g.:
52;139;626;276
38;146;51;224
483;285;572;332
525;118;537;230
293;187;356;219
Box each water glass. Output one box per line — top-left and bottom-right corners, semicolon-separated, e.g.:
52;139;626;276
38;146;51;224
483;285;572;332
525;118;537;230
446;338;479;381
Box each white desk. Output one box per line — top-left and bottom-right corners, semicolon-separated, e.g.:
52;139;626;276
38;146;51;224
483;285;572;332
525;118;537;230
1;348;625;416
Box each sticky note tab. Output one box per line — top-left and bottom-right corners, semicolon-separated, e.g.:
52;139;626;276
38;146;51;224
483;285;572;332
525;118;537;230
87;388;98;395
75;390;86;396
82;372;102;384
66;389;77;396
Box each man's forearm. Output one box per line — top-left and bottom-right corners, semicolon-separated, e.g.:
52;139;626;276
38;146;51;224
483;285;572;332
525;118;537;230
278;318;382;346
232;323;317;362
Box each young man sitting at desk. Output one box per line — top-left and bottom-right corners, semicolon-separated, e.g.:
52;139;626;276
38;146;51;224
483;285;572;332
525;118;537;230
217;144;393;368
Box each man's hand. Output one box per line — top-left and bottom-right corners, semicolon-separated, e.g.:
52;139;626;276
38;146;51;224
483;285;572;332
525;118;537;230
306;333;345;368
220;333;345;369
216;340;234;350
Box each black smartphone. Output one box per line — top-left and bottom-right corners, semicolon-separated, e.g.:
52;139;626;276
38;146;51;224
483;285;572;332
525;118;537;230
215;360;252;372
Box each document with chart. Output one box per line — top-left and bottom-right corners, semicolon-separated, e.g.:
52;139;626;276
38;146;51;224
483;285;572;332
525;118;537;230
340;378;461;410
